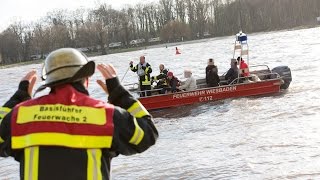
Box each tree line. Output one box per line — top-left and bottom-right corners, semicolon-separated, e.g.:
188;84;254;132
1;0;319;65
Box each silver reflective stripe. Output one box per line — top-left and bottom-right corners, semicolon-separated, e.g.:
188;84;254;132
88;149;98;180
25;146;38;180
29;147;35;180
93;149;98;180
131;127;143;145
130;106;143;117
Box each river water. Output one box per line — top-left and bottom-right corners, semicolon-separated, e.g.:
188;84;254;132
1;27;320;179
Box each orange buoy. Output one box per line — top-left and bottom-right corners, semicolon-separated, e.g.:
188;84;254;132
175;47;181;55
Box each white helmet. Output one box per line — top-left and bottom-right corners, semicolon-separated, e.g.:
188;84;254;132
41;48;95;87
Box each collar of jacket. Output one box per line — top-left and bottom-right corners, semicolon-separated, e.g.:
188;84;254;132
50;82;89;95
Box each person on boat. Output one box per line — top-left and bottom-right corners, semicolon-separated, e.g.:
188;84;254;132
151;64;169;91
205;58;220;87
130;56;153;97
0;48;158;180
225;59;240;84
237;56;250;78
178;69;197;91
162;71;180;94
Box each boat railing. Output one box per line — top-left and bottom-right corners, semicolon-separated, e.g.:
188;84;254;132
229;72;281;85
250;64;270;70
134;87;166;97
222;64;271;76
123;83;139;92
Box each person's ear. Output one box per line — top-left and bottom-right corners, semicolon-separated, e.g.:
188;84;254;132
84;78;89;89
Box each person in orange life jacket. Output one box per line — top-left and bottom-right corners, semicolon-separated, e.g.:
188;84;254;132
151;64;169;91
237;56;250;77
161;71;180;94
0;48;158;180
130;56;152;97
205;58;220;87
225;59;240;84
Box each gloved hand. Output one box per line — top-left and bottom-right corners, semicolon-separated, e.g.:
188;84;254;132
151;76;155;81
142;66;146;70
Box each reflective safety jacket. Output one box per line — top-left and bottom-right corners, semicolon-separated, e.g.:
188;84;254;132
0;107;11;120
0;80;30;145
0;79;158;180
154;68;169;86
130;63;152;86
0;107;10;144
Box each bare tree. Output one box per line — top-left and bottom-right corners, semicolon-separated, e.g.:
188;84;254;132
2;0;320;65
160;21;191;42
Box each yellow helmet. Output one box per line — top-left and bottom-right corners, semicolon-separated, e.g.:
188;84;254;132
41;48;95;87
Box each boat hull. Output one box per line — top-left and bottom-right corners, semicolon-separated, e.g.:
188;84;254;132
138;78;282;110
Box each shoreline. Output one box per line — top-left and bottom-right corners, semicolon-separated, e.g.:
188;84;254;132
1;24;318;69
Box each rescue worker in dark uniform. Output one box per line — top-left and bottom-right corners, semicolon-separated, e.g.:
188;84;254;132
206;58;220;87
225;59;240;84
0;106;11;122
151;64;169;93
0;48;158;180
0;70;37;151
130;56;152;97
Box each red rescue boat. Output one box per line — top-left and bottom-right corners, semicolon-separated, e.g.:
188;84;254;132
128;32;292;110
136;70;290;110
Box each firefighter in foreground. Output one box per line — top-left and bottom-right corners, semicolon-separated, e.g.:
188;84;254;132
0;48;158;180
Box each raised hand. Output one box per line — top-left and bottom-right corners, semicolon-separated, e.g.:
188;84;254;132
96;64;118;94
97;64;117;80
21;70;37;96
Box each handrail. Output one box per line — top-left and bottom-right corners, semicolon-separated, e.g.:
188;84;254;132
228;72;280;85
135;87;164;97
222;64;270;76
249;64;270;71
123;82;139;86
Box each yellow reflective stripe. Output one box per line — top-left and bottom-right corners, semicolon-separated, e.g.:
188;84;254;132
87;149;102;180
24;146;39;180
129;118;144;145
145;67;150;73
0;107;11;120
127;101;149;118
12;133;112;149
142;75;151;85
130;66;136;71
17;105;106;125
141;81;151;85
0;136;4;143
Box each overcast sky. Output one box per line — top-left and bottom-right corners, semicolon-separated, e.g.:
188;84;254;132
0;0;155;31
